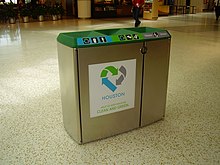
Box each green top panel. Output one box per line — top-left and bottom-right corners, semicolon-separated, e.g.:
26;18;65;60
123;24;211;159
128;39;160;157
57;27;171;48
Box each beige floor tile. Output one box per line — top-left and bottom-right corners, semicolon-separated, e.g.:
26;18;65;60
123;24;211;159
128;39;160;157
0;13;220;164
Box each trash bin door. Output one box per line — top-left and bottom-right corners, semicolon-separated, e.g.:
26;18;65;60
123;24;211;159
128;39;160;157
77;43;143;143
141;39;171;126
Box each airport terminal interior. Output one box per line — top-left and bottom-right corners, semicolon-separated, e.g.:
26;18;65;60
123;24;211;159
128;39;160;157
0;12;220;164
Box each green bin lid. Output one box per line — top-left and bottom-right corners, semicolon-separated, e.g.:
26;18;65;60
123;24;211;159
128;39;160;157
57;27;171;48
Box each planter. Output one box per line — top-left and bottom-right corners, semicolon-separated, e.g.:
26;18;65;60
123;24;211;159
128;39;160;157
52;15;58;21
9;17;16;24
23;16;29;23
58;14;62;20
38;15;44;22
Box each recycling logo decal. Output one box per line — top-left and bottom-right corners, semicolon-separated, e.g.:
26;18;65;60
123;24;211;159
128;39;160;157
100;65;126;92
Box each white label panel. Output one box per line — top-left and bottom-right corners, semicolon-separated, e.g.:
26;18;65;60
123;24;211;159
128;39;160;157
89;59;136;118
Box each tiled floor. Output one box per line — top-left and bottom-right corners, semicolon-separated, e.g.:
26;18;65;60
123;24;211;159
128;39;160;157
0;13;220;164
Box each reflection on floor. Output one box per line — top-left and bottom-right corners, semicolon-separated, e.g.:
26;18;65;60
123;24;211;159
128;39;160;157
0;13;220;164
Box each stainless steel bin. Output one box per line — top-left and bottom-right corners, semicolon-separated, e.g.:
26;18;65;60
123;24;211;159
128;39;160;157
57;27;171;144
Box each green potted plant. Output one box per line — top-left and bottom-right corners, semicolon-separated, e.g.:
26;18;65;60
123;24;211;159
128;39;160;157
33;4;47;21
57;3;65;19
20;4;32;23
49;5;59;21
4;1;18;24
0;3;8;23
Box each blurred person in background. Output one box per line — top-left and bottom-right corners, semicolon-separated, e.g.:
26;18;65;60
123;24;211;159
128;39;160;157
215;0;220;20
132;0;145;27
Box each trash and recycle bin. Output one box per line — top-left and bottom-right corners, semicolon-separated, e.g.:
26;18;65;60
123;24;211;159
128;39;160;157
57;27;171;144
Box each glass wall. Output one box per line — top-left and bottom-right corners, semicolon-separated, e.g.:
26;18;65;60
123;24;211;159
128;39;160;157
92;0;132;18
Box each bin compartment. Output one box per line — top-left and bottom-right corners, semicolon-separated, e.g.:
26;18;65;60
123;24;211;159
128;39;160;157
140;39;171;126
58;42;143;144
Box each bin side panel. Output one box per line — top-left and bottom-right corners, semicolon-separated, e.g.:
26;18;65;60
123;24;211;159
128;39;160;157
77;43;143;143
57;43;82;143
141;39;171;126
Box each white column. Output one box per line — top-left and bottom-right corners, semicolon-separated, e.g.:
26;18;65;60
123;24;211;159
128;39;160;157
78;0;91;18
